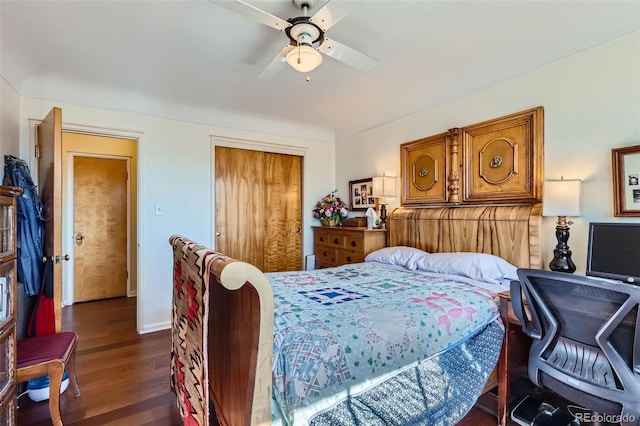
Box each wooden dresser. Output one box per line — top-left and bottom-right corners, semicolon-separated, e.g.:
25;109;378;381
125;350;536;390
0;185;21;424
313;226;386;268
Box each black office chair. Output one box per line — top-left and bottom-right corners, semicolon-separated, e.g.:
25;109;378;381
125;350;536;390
510;269;640;426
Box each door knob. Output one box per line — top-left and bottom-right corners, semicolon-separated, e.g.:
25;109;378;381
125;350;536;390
75;233;84;246
215;232;222;237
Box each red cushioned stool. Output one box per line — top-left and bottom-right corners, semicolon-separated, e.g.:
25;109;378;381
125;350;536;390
17;331;81;425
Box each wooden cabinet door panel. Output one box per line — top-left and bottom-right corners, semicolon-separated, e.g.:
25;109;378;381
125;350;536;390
401;132;449;205
398;107;543;208
462;107;543;203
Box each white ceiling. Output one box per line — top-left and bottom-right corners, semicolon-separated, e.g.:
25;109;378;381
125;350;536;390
2;0;639;138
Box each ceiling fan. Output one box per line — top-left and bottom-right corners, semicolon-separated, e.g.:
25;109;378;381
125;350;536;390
210;0;378;79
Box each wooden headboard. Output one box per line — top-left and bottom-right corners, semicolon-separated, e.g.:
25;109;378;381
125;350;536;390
387;204;542;269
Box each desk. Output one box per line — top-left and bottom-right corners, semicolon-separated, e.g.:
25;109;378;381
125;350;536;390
497;290;532;426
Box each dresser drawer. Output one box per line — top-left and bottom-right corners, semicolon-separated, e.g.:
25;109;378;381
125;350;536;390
315;246;337;264
317;260;336;269
327;233;345;248
337;251;364;265
343;235;364;252
314;230;331;246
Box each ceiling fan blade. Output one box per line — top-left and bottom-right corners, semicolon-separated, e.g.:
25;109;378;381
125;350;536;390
258;44;294;80
317;38;378;72
208;0;291;32
309;0;349;31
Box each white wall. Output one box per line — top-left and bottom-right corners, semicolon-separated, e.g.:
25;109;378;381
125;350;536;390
336;31;640;274
0;77;21;157
7;31;640;332
19;98;335;333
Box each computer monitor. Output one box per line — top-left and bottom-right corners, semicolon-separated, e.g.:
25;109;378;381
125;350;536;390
586;222;640;284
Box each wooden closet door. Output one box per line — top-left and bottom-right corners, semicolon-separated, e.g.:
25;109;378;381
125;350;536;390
263;152;302;272
215;147;265;269
214;146;302;272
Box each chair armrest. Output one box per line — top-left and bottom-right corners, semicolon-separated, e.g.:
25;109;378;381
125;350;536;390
510;280;542;339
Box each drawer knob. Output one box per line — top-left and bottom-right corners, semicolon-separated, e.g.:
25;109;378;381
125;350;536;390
323;251;328;256
334;238;339;244
346;256;352;262
320;237;324;242
350;241;357;247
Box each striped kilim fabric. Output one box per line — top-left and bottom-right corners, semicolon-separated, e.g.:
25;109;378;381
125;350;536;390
169;235;228;426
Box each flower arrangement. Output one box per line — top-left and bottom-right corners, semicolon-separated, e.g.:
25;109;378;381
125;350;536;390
312;191;348;225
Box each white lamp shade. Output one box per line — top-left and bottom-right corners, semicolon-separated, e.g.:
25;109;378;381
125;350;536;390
543;179;582;216
286;45;322;73
372;176;397;198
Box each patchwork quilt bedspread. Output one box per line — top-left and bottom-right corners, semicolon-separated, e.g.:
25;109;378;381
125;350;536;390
266;262;502;425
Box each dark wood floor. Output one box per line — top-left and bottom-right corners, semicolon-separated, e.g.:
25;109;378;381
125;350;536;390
16;297;500;425
16;297;182;425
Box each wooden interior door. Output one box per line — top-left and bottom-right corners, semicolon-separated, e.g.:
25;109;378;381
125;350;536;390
73;157;128;302
214;146;302;272
37;107;63;331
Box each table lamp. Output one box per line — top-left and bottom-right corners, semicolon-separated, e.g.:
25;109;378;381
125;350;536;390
372;175;397;229
543;178;582;273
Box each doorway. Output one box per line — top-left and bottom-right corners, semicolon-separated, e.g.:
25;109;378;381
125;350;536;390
61;132;138;306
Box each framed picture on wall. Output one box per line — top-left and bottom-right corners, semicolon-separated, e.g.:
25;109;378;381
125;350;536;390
349;178;376;211
612;144;640;217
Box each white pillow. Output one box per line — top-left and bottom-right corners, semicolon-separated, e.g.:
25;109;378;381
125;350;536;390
414;252;518;284
364;246;429;270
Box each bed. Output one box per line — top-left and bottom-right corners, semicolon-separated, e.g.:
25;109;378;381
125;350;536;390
169;204;542;426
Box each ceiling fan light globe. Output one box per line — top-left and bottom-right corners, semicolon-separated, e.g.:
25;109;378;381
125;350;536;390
286;45;322;73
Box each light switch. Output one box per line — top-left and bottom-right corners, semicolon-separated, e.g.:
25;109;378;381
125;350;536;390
155;204;164;215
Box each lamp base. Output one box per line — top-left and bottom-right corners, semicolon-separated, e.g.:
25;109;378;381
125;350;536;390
549;222;576;273
380;204;387;230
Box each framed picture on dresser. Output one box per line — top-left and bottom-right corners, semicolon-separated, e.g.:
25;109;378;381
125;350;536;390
349;178;376;211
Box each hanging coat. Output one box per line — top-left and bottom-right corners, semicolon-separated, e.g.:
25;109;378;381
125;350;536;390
3;155;45;296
